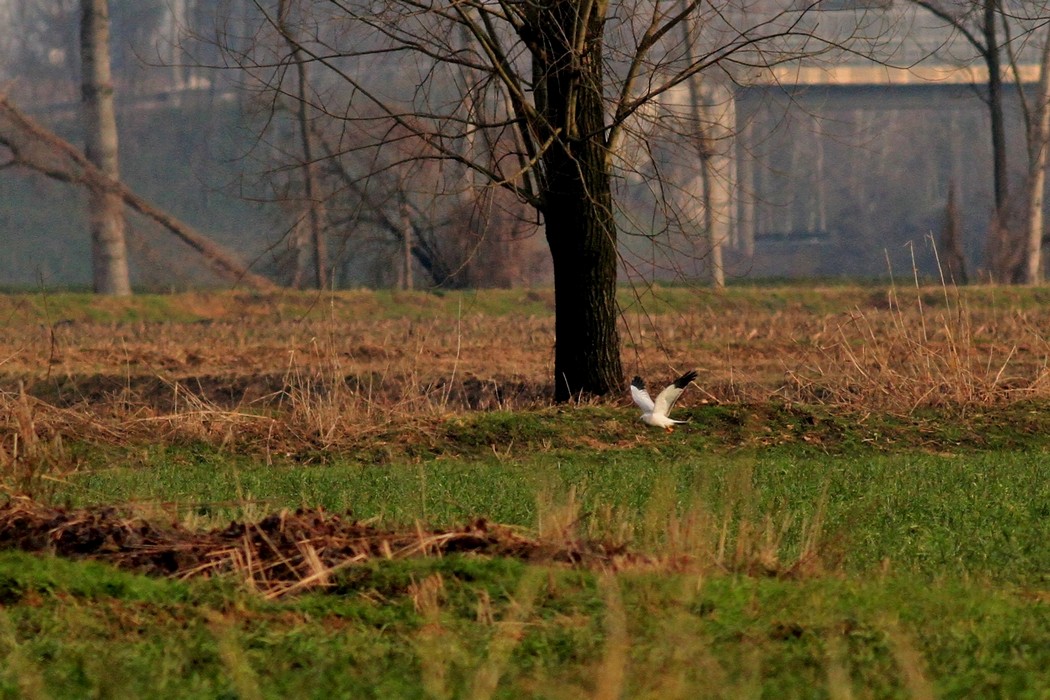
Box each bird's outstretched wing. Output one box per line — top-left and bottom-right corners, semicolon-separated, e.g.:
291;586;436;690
630;376;655;413
652;370;698;418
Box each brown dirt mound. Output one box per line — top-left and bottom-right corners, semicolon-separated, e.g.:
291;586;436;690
0;498;630;598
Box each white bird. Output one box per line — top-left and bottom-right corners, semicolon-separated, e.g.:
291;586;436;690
630;370;698;432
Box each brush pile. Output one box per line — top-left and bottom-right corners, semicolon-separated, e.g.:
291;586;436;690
0;498;627;598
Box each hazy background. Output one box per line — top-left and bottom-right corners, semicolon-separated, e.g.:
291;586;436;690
0;0;1032;289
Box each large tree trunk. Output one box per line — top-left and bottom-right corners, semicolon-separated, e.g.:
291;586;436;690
545;166;623;402
81;0;130;296
532;0;624;401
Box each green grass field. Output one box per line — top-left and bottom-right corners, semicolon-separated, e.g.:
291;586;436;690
1;287;1049;698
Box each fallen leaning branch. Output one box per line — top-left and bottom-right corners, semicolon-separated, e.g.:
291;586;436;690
0;94;275;291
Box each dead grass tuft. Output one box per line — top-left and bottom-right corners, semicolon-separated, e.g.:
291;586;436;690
784;262;1050;413
611;499;831;579
0;384;77;498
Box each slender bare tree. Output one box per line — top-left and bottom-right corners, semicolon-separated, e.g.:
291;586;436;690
911;0;1050;282
1006;5;1050;283
81;0;131;295
275;0;328;289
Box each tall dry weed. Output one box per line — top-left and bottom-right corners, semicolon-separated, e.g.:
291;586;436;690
788;249;1050;412
0;385;71;498
881;618;936;700
593;574;629;700
560;471;831;578
469;568;544;700
410;572;456;700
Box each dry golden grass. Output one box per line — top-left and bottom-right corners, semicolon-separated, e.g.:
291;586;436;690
2;284;1050;464
785;284;1050;410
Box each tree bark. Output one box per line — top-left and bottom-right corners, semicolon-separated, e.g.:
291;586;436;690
401;201;414;290
530;0;624;401
984;0;1009;217
80;0;131;296
545;172;623;401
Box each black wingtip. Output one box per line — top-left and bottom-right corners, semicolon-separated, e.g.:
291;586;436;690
673;370;698;388
631;376;645;390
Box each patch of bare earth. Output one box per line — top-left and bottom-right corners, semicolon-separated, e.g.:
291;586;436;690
0;498;639;598
0;497;827;597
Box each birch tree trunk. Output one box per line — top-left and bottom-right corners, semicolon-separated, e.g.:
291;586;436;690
1022;28;1050;284
81;0;131;295
681;9;729;289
